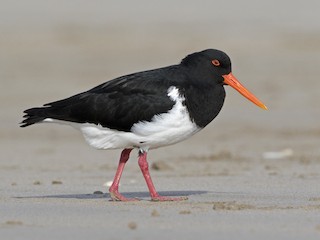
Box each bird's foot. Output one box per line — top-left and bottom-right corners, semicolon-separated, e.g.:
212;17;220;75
151;195;188;202
109;191;139;202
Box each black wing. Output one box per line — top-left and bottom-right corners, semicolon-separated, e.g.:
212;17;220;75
21;67;179;132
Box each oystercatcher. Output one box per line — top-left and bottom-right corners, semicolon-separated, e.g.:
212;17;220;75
21;49;267;201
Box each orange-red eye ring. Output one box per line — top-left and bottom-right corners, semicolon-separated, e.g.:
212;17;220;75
212;59;220;66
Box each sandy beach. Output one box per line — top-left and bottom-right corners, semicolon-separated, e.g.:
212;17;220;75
1;1;320;239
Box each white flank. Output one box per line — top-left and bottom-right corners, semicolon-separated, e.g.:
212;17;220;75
43;86;200;151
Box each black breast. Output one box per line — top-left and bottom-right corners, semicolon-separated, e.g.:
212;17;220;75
182;84;226;128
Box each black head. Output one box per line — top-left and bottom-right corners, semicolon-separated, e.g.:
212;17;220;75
181;49;268;110
181;49;232;83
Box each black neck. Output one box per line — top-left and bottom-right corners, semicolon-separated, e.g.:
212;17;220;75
182;83;225;128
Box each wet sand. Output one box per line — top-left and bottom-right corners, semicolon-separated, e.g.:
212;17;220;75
1;1;320;239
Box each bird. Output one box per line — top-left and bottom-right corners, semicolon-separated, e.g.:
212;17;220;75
20;49;267;201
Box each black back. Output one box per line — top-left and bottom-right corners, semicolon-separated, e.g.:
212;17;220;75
21;49;231;131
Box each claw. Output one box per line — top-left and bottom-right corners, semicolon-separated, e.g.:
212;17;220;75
109;191;140;202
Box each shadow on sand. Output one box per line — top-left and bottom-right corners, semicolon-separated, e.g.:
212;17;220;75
14;190;208;200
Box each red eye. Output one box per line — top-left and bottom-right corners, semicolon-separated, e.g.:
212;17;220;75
212;59;220;66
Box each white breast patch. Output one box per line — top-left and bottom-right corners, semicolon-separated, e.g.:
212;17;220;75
43;86;200;151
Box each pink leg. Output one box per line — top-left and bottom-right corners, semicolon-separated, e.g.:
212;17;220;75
109;148;137;201
138;151;188;201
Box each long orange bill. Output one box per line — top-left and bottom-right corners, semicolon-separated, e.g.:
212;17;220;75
223;72;268;110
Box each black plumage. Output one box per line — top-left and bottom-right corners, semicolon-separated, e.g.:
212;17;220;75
21;49;230;131
21;69;177;131
20;49;267;201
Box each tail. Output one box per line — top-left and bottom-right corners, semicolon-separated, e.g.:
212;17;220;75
21;92;92;128
20;107;51;127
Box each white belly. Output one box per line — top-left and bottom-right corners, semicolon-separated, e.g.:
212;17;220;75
43;86;200;151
